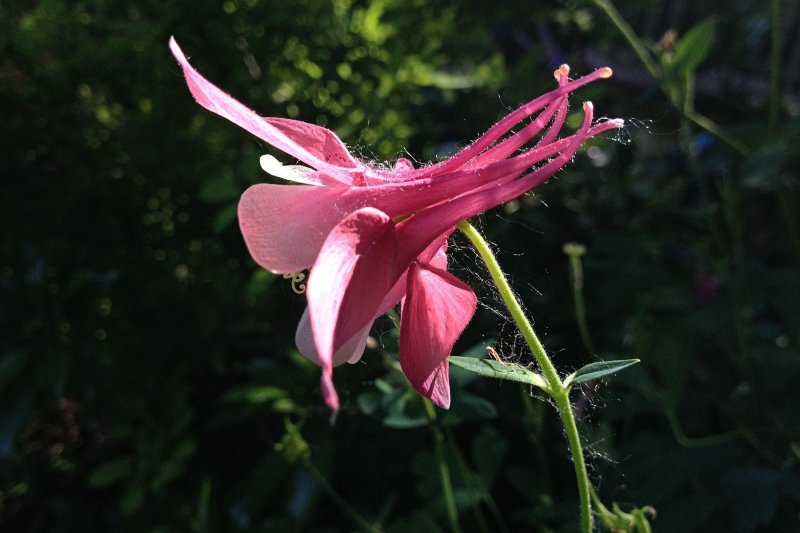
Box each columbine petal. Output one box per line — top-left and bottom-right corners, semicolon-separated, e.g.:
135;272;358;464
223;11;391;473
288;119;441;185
259;154;325;186
307;208;399;372
400;262;477;409
238;183;345;273
295;308;371;366
170;37;362;185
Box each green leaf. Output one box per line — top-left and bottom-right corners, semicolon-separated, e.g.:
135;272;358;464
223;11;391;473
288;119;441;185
669;18;717;78
357;383;428;429
223;385;288;404
564;359;640;387
442;391;497;425
472;426;507;489
199;173;240;204
120;485;145;515
89;458;134;487
212;203;238;233
448;356;548;391
449;340;496;388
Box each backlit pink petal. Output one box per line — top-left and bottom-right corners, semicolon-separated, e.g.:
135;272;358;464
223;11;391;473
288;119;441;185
238;183;345;273
400;262;477;409
413;67;613;179
320;367;339;411
295;308;371;366
263;117;364;172
169;37;360;186
467;95;566;170
394;104;618;267
429;240;448;271
307;208;399;370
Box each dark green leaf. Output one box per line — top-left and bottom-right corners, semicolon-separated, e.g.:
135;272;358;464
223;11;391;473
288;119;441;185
212;203;238;233
448;356;548;391
449;341;496;388
442;391;498;425
89;458;134;487
564;359;640;387
199;173;240;204
223;385;288;404
472;426;507;489
670;18;717;77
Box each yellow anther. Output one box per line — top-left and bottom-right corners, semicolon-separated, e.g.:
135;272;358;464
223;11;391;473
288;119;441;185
553;64;571;81
283;271;307;294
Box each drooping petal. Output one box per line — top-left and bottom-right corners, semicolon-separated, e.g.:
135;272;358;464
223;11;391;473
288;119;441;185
295;308;371;366
263;116;365;172
238;183;345;273
429;240;448;271
399;262;477;409
169;37;361;185
320;367;339;411
307;208;399;368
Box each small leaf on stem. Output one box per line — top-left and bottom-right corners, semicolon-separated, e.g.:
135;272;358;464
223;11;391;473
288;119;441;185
448;356;549;392
563;359;640;388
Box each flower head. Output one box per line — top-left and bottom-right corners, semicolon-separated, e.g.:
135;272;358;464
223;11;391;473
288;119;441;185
170;37;623;411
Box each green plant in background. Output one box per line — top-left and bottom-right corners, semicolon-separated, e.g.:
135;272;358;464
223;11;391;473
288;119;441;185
2;0;799;531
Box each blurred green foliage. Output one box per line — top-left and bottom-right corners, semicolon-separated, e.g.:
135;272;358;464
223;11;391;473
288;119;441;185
2;0;799;531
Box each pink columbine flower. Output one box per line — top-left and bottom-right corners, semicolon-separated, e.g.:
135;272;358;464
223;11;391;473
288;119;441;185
170;37;623;411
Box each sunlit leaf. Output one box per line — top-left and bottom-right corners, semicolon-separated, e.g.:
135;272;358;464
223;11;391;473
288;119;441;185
564;359;640;387
449;356;548;391
666;18;717;79
223;385;288;404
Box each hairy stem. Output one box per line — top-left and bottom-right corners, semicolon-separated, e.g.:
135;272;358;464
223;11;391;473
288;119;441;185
458;220;592;533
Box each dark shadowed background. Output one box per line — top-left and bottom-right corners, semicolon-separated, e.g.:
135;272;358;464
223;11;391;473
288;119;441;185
2;0;799;531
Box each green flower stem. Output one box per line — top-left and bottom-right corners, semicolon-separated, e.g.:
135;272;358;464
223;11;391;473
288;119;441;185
457;221;560;388
591;0;749;156
423;399;462;533
683;109;749;156
563;243;596;354
590;0;658;78
457;220;592;533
